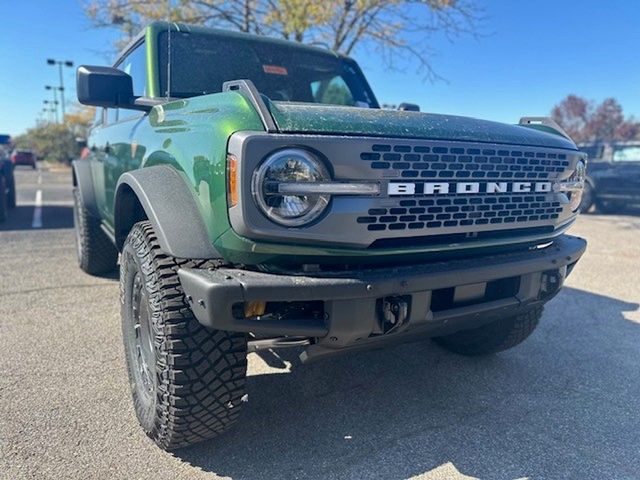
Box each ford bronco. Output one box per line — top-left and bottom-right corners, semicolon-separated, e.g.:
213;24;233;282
74;22;587;450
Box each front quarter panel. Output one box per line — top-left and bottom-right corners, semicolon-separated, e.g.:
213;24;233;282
124;91;265;245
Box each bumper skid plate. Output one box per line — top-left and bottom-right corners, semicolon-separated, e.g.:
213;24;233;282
178;235;586;361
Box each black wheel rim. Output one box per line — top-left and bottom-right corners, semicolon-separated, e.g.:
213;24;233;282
131;273;156;398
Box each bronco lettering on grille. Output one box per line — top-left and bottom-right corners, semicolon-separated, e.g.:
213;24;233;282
387;182;552;196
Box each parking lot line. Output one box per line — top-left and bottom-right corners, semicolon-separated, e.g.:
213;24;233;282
32;189;42;228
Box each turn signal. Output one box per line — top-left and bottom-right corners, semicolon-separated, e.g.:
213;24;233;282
227;154;239;207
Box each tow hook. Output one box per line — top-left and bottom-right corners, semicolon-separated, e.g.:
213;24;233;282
380;296;410;334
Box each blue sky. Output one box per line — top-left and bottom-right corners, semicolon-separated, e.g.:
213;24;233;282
0;0;638;137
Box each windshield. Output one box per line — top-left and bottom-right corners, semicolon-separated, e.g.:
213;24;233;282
612;145;640;162
579;145;604;160
157;31;378;108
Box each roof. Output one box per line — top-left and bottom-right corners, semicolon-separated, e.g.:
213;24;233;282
115;21;342;64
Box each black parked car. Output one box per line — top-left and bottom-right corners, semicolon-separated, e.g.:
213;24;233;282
578;141;640;213
0;150;16;222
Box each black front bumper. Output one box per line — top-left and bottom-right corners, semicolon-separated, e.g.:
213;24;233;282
178;234;586;361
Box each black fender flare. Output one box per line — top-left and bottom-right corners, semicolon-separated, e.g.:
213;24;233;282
114;165;221;259
71;159;100;217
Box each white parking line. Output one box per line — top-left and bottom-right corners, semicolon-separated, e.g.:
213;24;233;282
32;190;43;228
37;173;42;184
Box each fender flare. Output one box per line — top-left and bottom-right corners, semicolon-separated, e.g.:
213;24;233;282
71;159;100;217
114;165;221;259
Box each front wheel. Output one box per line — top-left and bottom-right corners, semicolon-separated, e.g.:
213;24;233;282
433;307;543;356
120;221;248;450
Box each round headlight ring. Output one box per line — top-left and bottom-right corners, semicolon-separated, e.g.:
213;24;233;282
252;148;331;226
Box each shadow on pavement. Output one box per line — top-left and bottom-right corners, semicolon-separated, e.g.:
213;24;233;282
0;205;73;231
175;287;639;479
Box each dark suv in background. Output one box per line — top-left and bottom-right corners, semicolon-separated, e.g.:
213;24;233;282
0;149;16;222
578;141;640;213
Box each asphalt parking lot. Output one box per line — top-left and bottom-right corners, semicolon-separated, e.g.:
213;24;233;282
1;167;639;480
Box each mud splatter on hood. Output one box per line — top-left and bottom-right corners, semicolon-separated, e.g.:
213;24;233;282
269;102;577;150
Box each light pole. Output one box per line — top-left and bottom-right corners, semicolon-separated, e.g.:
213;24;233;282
45;86;60;123
43;100;59;123
46;59;73;121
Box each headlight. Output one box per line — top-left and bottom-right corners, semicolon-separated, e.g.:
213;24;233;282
252;149;331;226
568;160;587;212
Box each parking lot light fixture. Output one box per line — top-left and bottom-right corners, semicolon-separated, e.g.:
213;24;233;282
45;85;60;123
46;58;74;120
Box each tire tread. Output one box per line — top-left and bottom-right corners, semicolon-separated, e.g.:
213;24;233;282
73;187;117;274
121;221;247;450
433;307;543;356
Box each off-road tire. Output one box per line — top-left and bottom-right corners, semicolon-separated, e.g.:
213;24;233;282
0;176;7;222
73;187;117;275
120;221;248;450
433;307;543;356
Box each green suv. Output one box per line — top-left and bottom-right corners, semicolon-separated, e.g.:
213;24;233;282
74;22;587;450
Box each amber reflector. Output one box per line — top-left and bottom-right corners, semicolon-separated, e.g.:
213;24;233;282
227;154;239;207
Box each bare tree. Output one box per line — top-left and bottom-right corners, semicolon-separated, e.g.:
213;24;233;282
551;95;592;143
551;95;640;143
83;0;481;79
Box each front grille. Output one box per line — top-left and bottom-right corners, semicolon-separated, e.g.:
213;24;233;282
357;194;563;232
230;132;582;250
360;144;571;181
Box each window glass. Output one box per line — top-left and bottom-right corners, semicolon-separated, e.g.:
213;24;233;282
157;31;377;107
612;146;640;162
118;43;148;97
311;76;355;106
579;145;604;160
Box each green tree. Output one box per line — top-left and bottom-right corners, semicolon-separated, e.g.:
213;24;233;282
12;105;95;164
13;124;76;164
83;0;481;78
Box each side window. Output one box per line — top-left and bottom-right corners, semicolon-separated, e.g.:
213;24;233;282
612;146;640;162
118;43;148;97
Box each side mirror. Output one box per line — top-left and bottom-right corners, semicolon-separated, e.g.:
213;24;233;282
398;103;420;112
77;65;135;109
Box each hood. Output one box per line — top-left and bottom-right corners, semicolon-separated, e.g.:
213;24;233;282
269;102;577;150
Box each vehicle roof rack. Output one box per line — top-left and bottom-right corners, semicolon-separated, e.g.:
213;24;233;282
223;79;278;133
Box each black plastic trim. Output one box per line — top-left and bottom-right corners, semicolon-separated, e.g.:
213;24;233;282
178;234;586;339
72;160;100;218
114;165;221;259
